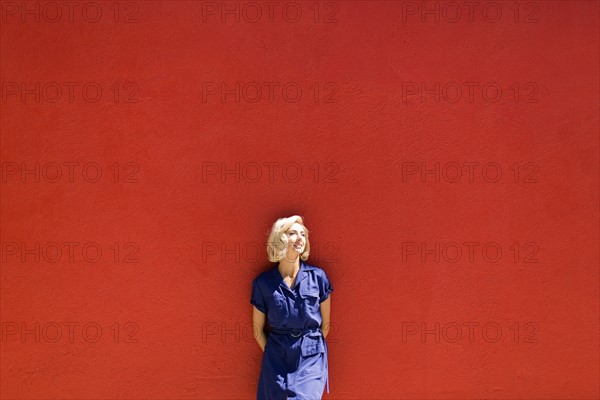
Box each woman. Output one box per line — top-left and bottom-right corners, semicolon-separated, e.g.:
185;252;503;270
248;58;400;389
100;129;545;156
250;215;333;399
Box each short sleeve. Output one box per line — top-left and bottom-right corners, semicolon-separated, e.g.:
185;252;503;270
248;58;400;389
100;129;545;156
250;278;267;314
318;269;334;303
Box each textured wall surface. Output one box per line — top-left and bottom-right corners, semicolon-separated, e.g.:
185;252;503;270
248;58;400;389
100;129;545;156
1;1;599;399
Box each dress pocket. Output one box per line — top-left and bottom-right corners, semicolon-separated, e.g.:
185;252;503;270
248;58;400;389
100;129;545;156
299;286;320;315
301;334;325;357
299;334;325;377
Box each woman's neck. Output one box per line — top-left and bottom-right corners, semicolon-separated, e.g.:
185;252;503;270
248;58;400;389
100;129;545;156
278;256;300;278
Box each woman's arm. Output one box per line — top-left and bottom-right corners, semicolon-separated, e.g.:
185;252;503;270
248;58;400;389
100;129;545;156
320;296;331;339
252;306;267;352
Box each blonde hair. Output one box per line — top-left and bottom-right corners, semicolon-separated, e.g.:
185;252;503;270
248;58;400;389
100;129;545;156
267;215;310;262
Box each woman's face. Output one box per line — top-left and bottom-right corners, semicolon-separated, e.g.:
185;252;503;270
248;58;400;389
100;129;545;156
285;222;306;256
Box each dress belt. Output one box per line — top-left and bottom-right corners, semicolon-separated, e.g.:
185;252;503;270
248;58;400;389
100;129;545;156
267;326;330;393
269;327;322;337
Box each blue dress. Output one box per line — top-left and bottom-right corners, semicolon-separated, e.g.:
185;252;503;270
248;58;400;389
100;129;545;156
250;260;333;400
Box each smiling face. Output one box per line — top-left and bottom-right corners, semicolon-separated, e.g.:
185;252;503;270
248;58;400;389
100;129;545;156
285;222;306;256
266;215;311;263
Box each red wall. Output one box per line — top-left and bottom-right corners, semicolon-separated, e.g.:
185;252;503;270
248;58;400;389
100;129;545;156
1;1;599;398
